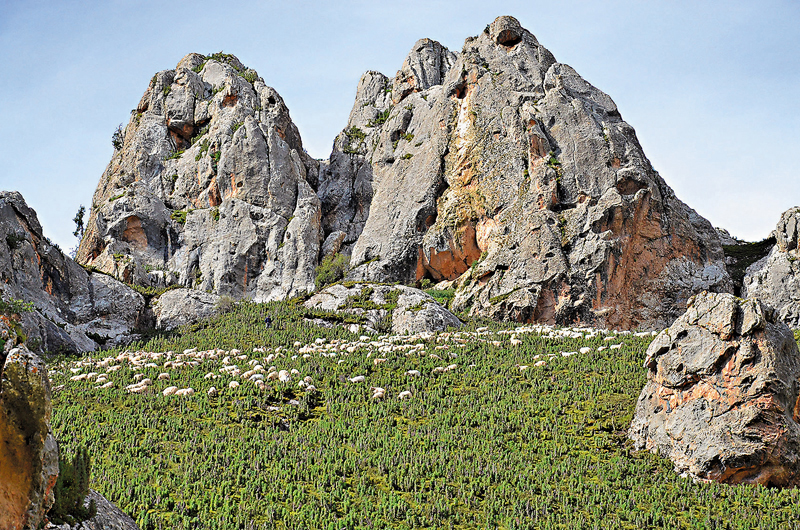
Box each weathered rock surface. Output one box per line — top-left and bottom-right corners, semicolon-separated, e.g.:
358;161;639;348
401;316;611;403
152;288;221;331
76;53;321;302
304;283;461;334
0;345;59;530
0;191;147;353
323;16;732;330
46;490;139;530
629;291;800;486
743;207;800;327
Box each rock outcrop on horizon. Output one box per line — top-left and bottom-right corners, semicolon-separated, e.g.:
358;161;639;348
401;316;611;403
75;17;733;331
76;53;321;302
0;343;59;530
743;207;800;327
0;192;147;353
629;292;800;486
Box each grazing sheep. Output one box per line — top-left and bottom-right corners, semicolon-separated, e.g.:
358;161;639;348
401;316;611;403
278;370;291;382
303;376;313;384
370;387;386;394
579;347;592;354
175;388;195;396
290;368;300;375
158;373;170;380
267;371;279;381
162;386;179;396
534;360;547;367
371;391;385;400
373;358;387;366
405;370;421;377
134;373;146;381
208;387;218;397
229;381;240;389
349;376;366;383
610;344;622;350
510;338;522;346
96;381;114;389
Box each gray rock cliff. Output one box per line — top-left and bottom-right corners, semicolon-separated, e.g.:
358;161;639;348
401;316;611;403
76;53;321;302
0;191;147;353
743;207;800;327
322;16;732;330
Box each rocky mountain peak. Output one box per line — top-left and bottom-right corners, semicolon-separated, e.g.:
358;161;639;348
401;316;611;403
76;52;321;301
74;18;733;330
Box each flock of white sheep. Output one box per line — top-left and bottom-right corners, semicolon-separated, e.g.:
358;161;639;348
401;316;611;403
52;324;654;403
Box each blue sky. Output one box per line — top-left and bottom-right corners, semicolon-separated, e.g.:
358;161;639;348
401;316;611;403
1;0;798;251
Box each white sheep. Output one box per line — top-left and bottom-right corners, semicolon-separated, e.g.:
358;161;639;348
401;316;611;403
349;375;366;383
207;387;218;397
162;386;179;396
398;390;412;400
405;370;421;377
175;388;195;396
229;381;240;389
158;373;170;380
278;370;291;382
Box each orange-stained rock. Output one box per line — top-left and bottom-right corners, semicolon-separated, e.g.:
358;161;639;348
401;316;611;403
0;344;59;530
630;292;800;486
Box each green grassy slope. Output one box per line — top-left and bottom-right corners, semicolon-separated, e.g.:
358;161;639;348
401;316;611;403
49;301;800;530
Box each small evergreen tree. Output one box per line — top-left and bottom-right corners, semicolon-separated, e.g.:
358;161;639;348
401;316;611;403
72;205;85;239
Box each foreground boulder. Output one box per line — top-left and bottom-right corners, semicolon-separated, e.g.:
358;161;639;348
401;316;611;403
152;288;222;331
47;490;139;530
76;53;321;302
304;283;461;334
0;344;59;530
629;292;800;486
323;15;731;330
743;207;800;327
0;191;147;353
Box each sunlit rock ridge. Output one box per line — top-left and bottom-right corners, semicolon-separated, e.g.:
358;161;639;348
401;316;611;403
76;16;732;330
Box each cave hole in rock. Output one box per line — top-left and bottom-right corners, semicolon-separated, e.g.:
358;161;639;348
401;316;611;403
267;96;276;105
616;178;648;196
496;30;522;47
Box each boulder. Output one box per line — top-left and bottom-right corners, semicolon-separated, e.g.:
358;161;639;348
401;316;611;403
0;345;59;530
322;15;732;330
46;489;139;530
152;288;222;331
743;207;800;327
76;53;321;302
304;283;461;334
0;191;147;353
629;291;800;486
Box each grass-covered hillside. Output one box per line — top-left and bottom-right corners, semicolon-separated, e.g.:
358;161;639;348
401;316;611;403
49;301;800;530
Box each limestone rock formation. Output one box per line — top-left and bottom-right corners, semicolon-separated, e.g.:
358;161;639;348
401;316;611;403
304;283;461;334
152;288;222;331
0;191;147;353
743;207;800;327
323;16;731;330
76;53;321;302
629;292;800;486
47;490;140;530
0;345;59;530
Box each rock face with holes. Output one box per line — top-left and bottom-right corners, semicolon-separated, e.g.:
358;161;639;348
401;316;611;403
76;53;322;302
304;283;461;334
743;207;800;327
629;292;800;486
323;16;731;330
0;345;59;530
0;192;147;354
